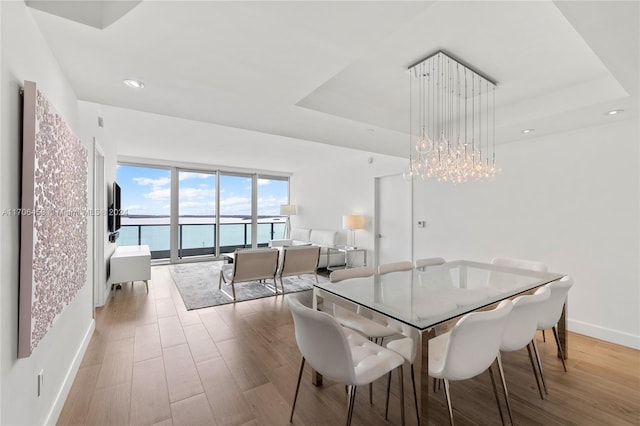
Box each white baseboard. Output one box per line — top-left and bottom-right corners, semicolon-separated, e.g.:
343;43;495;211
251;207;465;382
45;318;95;425
568;319;640;349
101;283;111;306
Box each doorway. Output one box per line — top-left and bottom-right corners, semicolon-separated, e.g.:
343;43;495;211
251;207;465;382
374;173;412;268
93;140;106;308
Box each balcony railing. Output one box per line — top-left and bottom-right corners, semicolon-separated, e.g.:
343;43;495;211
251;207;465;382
118;221;286;259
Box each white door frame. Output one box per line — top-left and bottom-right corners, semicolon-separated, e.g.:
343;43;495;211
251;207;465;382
374;173;413;268
93;139;107;308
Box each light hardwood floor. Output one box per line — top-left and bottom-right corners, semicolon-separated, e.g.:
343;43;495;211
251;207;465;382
58;265;640;426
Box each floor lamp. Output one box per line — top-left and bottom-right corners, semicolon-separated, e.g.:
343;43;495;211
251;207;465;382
280;204;297;239
342;214;365;248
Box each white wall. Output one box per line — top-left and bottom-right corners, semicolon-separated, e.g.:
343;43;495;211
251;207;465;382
0;3;3;422
291;153;406;257
412;118;639;348
1;3;94;424
78;101;117;306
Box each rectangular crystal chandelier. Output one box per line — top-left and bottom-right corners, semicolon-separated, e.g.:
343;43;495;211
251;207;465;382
404;50;498;183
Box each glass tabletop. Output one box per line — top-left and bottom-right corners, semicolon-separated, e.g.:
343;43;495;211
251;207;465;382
314;260;565;330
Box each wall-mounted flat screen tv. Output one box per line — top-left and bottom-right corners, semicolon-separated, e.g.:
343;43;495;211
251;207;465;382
108;182;121;233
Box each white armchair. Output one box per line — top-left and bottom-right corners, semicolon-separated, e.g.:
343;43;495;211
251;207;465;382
218;248;279;300
277;245;320;294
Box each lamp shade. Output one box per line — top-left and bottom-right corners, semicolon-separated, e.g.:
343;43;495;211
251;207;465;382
342;214;366;230
280;204;297;215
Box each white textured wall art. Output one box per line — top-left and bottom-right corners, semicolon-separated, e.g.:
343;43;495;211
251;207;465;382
19;81;88;358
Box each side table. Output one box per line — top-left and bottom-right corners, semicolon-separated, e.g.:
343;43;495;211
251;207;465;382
327;246;367;271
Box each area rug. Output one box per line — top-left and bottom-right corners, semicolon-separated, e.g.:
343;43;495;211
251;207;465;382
168;261;327;310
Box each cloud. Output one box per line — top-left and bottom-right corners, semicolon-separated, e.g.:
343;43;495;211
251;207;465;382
133;176;170;189
257;195;289;215
257;179;271;186
220;196;251;215
144;188;171;202
179;172;212;181
180;187;214;200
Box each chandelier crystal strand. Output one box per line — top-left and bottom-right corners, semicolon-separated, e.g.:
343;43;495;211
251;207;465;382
403;65;415;181
407;51;497;183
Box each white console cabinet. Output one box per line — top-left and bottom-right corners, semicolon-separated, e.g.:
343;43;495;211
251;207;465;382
110;245;151;292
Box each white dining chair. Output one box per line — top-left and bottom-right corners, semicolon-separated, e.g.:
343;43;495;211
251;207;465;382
497;287;551;423
489;257;548;293
429;300;513;426
287;295;406;426
414;257;446;270
384;326;420;424
378;261;414;275
491;256;548;272
330;266;400;404
330;268;397;341
381;257;446;423
329;266;375;282
537;276;574;373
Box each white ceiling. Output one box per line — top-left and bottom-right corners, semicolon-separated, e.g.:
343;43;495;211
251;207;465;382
28;1;639;163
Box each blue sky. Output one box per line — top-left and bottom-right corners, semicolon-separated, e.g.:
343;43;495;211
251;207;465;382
117;165;288;216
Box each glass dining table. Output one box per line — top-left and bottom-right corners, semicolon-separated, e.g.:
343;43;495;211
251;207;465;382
312;260;566;425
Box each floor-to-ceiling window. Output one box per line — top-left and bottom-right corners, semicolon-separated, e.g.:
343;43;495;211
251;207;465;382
218;173;252;254
117;164;172;259
116;163;289;261
178;170;217;259
257;175;288;243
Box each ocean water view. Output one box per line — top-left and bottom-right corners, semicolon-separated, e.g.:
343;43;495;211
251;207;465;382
118;216;287;254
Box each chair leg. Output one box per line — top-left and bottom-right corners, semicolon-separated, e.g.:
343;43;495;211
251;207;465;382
526;343;545;399
219;277;237;301
411;364;420;425
443;378;454;426
346;385;357;426
496;354;514;426
488;365;506;426
531;338;549;395
552;326;568;372
398;365;405;426
542;329;546;342
366;337;374;406
289;357;305;423
385;372;392;420
279;277;285;295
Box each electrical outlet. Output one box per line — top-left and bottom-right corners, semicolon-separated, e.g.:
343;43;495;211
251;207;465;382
37;369;44;397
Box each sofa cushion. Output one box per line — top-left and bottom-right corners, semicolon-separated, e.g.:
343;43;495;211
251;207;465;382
268;239;292;247
309;229;338;247
271;228;346;268
290;228;311;242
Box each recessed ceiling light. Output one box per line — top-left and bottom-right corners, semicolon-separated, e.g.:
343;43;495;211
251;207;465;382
521;129;534;134
605;109;623;115
123;79;144;89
